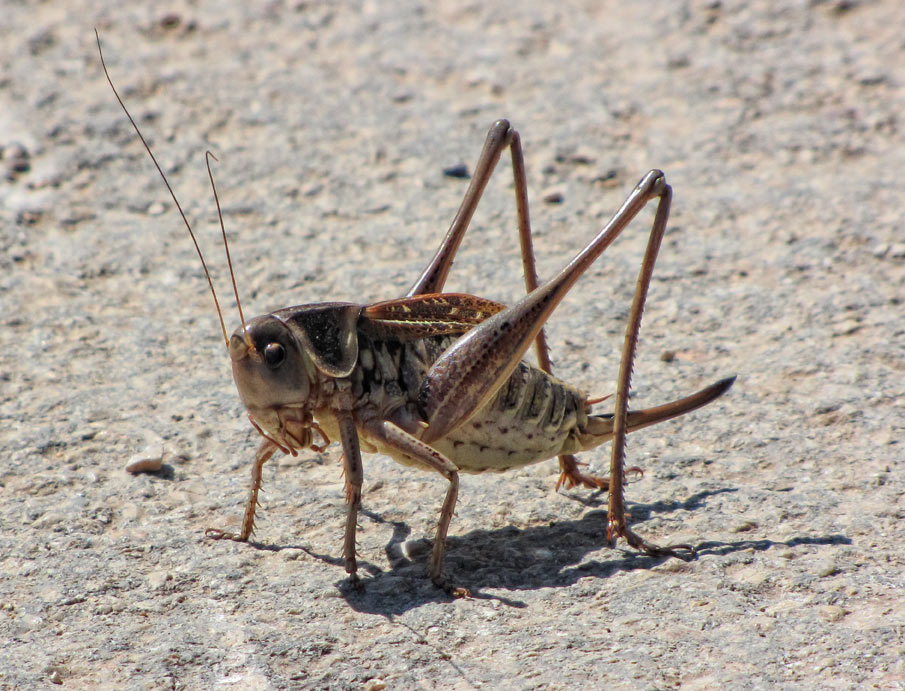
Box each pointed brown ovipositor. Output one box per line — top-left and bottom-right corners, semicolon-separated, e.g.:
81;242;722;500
100;36;734;593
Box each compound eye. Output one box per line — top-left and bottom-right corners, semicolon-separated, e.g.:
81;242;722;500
263;342;285;368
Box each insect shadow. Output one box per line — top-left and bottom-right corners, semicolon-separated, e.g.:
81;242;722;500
243;489;723;609
241;486;850;613
329;486;839;614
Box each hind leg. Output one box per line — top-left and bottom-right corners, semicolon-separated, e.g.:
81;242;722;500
406;121;602;488
604;174;694;558
406;121;617;490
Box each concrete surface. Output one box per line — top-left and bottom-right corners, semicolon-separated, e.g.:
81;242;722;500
1;1;903;688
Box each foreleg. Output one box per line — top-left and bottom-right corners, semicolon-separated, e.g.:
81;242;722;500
206;438;279;541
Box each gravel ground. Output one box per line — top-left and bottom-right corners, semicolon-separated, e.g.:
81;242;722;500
2;1;904;688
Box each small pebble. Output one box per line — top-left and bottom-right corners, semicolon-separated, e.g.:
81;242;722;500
126;448;164;474
542;188;564;204
147;571;172;590
814;561;837;578
443;163;470;179
888;243;905;259
160;13;182;29
3;142;30;164
593;168;620;187
830;0;857;12
814;656;836;672
401;538;431;559
731;520;758;533
819;605;846;622
3;142;31;180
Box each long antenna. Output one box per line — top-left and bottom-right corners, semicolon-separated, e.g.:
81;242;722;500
205;151;252;348
96;29;231;348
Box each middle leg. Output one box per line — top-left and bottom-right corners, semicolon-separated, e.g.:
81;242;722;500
360;417;465;595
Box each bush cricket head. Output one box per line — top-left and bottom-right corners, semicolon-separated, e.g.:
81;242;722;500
228;315;315;424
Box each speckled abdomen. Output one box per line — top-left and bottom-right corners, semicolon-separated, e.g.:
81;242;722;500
431;361;590;473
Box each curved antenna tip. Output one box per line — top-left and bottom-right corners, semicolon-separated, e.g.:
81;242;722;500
98;33;231;348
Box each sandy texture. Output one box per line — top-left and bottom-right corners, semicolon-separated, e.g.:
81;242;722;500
2;1;904;688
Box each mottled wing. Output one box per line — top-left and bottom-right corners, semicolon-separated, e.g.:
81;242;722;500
361;293;506;341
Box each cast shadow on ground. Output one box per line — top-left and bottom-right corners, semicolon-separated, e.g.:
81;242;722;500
330;487;849;614
130;463;176;480
241;487;850;615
